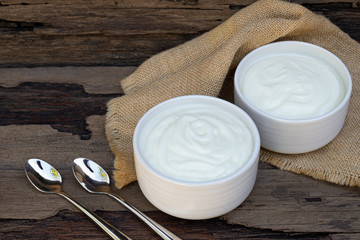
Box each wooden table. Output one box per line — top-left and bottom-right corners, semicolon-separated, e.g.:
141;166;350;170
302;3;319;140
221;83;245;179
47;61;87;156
1;1;359;239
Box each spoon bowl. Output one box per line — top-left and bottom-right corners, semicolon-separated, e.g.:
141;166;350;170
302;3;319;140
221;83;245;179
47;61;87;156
25;158;62;193
72;158;182;240
25;158;131;240
72;158;112;194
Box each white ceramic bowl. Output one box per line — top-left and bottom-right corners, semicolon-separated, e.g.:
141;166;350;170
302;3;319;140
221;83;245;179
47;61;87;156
133;95;260;220
234;41;352;154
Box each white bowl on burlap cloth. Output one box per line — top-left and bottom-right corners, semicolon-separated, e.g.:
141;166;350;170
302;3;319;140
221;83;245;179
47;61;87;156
234;41;352;154
133;95;260;220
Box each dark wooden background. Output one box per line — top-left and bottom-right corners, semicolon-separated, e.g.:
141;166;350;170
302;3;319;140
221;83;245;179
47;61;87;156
1;0;360;239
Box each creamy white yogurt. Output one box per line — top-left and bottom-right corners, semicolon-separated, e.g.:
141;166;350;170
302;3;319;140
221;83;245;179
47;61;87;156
240;54;345;119
139;102;253;182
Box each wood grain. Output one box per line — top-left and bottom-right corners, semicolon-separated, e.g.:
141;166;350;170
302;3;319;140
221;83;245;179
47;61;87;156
0;115;156;220
0;116;114;170
0;209;333;240
2;67;360;238
0;66;135;94
1;0;360;239
0;0;358;67
1;99;360;233
223;168;360;233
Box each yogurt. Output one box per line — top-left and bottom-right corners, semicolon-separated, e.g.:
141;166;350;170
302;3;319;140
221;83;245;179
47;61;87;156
139;101;254;183
240;54;345;119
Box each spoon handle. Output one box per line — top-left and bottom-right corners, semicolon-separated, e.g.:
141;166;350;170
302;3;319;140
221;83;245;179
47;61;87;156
108;193;182;240
58;191;132;240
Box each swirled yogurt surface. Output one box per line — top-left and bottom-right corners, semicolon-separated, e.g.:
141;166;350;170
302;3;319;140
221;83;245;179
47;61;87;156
139;101;253;182
240;54;345;119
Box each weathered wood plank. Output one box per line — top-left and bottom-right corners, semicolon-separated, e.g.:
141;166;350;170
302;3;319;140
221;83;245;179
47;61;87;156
0;0;359;239
0;67;134;138
2;85;117;137
3;135;360;234
0;114;155;219
223;168;360;233
0;209;336;240
1;67;360;233
0;83;119;138
330;233;360;240
0;66;135;94
0;115;113;170
0;0;358;67
0;169;156;219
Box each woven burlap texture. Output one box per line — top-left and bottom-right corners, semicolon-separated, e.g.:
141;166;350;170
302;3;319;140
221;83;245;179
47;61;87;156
106;0;360;189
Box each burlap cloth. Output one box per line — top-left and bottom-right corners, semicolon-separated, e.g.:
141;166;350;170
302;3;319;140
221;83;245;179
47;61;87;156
105;0;360;189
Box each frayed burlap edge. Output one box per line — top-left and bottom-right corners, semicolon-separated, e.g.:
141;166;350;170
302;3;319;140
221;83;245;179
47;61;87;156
105;0;360;189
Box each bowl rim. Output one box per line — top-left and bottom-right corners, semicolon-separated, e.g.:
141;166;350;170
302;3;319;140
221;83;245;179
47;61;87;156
234;40;352;124
133;95;261;187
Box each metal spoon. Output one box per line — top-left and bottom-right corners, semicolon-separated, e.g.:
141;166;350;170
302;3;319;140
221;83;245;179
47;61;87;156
25;158;131;240
72;158;182;240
